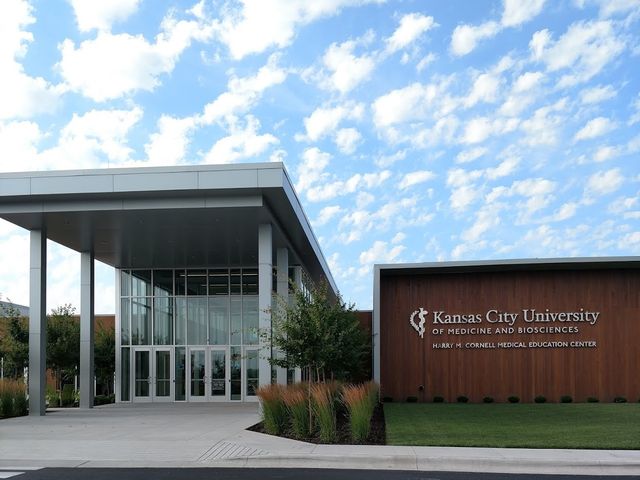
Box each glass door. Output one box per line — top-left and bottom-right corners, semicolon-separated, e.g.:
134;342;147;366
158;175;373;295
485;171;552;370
188;348;207;402
153;348;173;402
209;348;228;401
244;347;259;402
230;346;242;401
133;348;151;403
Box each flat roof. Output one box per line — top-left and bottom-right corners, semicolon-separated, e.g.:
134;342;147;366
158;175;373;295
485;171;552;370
0;162;337;294
376;257;640;276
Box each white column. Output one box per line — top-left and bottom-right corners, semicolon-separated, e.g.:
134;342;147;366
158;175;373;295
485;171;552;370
29;230;47;416
292;265;303;383
258;224;273;387
276;248;288;385
79;251;95;408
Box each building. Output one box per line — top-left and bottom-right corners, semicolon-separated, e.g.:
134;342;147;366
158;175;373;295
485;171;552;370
0;163;336;414
373;258;640;403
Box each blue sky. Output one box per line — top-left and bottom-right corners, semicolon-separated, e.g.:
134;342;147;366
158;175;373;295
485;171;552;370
0;0;639;313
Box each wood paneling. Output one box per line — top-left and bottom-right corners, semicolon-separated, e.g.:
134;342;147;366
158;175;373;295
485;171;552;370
379;268;640;403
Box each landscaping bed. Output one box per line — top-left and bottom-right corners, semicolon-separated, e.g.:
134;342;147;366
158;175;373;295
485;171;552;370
385;402;640;449
249;402;386;445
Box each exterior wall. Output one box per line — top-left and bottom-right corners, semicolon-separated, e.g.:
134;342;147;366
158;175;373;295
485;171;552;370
379;267;640;403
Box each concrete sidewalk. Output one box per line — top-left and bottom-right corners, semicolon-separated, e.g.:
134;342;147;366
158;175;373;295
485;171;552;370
1;403;639;476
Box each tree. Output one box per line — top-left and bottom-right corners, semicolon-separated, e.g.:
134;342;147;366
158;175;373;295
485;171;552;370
0;299;28;379
47;304;80;396
94;320;115;396
266;281;369;383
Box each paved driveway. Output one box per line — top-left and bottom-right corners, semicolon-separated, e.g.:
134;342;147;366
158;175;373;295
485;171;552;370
0;403;307;467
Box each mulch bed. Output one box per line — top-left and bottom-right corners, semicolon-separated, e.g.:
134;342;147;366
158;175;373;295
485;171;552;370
247;403;386;445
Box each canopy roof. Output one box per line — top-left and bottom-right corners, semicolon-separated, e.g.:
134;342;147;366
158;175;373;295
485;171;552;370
0;162;337;294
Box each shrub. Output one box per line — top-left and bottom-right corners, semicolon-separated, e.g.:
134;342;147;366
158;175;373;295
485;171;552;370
94;394;115;406
507;396;519;403
560;395;572;403
587;397;599;403
61;384;76;407
382;396;393;403
534;395;546;403
282;384;310;439
456;395;469;403
311;382;338;443
256;384;287;435
613;396;627;403
406;396;418;403
482;396;494;403
343;383;377;443
0;379;28;418
432;396;444;403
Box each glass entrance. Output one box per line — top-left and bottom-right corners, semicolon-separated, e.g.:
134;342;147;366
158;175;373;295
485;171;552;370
154;348;173;401
230;346;242;401
133;348;151;402
189;348;207;401
210;348;227;401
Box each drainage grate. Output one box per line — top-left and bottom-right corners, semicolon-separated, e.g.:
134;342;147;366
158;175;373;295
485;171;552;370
198;441;270;462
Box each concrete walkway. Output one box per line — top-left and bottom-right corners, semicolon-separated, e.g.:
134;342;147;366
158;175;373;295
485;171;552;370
0;404;639;476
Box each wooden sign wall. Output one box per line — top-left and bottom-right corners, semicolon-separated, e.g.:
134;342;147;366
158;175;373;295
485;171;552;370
379;268;640;403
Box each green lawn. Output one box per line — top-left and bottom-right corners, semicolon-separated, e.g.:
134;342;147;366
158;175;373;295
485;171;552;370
384;403;640;449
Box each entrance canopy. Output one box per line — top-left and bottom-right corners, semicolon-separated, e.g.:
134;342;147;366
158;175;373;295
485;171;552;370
0;162;336;292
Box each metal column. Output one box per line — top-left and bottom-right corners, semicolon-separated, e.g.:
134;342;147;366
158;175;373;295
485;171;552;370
79;251;95;408
258;224;273;387
276;248;289;385
28;230;47;416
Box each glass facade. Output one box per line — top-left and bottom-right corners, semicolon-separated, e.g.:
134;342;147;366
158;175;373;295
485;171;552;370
120;267;263;403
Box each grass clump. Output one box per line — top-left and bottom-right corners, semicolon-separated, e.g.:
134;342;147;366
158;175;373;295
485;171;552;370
311;382;339;443
282;384;310;439
343;382;377;443
0;379;27;418
534;395;546;404
256;384;287;435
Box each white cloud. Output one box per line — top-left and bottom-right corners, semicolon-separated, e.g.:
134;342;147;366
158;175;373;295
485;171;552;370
320;37;376;94
391;232;406;244
461;117;492;144
359;240;404;265
501;0;546;27
58;12;212;101
456;147;487;163
416;52;437;72
386;13;436;53
551;202;578;221
216;0;383;60
203;115;278;164
593;145;621;162
580;84;616;104
574;116;616;141
315;205;343;226
513;71;544;93
398;170;436;189
464;72;502;108
372;81;445;128
299;102;364;141
68;0;141;32
451;21;500;56
296;147;331;193
0;121;41;171
144;115;197;166
38;107;143;170
461;206;501;242
530;20;626;87
520;98;567;146
585;168;624;196
202;54;286;125
334;128;362;154
0;0;61;120
306;170;390;203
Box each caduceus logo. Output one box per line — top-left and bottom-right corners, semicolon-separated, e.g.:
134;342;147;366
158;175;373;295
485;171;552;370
409;307;428;338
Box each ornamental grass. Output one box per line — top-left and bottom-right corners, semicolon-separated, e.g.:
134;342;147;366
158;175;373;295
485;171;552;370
0;379;28;418
343;382;377;443
282;383;310;439
256;384;287;435
310;382;338;443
